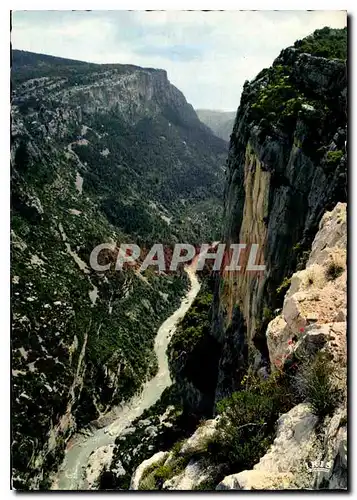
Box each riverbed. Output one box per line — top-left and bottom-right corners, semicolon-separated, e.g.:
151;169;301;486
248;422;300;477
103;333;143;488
52;263;200;490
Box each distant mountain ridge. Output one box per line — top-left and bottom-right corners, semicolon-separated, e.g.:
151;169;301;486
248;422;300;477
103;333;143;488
12;49;166;84
196;109;236;142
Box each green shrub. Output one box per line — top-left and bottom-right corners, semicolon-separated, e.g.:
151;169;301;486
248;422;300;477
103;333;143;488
251;71;298;122
326;254;345;281
138;460;166;491
138;455;189;490
262;307;274;323
276;276;291;296
138;474;157;490
294;351;340;418
171;439;184;457
282;97;303;117
326;150;344;167
193;478;217;490
207;372;294;470
154;464;175;482
294;27;347;60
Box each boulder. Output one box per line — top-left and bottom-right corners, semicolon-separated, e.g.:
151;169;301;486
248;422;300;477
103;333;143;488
180;418;219;456
266;203;347;372
130;451;168;490
163;459;222;490
216;470;294;490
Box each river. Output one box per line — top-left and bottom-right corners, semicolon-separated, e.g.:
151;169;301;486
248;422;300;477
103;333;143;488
52;263;200;490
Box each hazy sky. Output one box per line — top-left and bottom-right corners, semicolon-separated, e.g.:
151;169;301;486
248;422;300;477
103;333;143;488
12;10;347;111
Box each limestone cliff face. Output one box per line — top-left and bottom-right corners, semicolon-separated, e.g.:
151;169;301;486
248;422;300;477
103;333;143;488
13;60;204;135
212;43;347;398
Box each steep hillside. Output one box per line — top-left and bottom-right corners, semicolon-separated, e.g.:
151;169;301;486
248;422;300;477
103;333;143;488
12;50;227;243
196;109;236;142
11;50;227;489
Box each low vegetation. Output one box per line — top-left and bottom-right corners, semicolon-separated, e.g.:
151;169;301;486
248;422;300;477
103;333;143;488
326;150;344;167
325;253;345;281
294;351;341;418
293;27;347;60
168;282;221;399
276;276;292;298
207;370;295;472
138;456;190;490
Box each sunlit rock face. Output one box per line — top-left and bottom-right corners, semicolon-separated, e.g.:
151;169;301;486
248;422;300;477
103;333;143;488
267;202;347;371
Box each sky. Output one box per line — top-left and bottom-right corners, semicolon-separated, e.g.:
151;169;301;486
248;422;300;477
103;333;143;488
11;10;347;111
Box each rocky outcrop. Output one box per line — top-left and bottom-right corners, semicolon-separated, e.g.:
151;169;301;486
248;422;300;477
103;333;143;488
267;202;347;372
179;419;218;456
217;404;309;490
216;403;347;491
13;54;205;135
163;459;222;490
313;410;347;489
130;418;224;491
130;451;169;490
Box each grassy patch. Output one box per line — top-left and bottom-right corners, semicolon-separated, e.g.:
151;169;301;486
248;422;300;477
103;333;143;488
325;253;345;281
326;150;344;167
138;455;189;490
206;371;294;472
294;351;341;418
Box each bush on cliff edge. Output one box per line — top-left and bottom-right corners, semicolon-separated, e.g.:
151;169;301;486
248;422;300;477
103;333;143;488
207;370;295;471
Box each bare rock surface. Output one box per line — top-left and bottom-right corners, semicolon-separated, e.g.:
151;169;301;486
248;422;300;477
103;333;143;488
267;203;347;372
217;403;347;490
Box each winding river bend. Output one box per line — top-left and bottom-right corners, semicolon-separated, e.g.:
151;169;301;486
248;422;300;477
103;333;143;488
53;264;200;490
